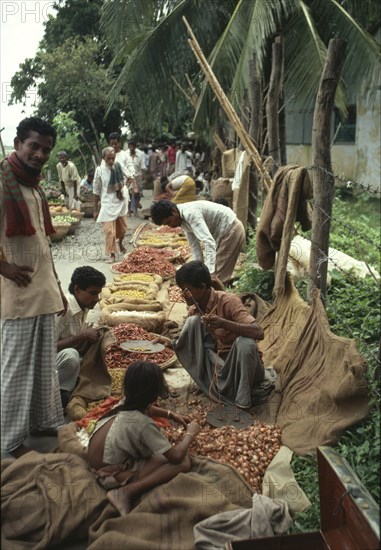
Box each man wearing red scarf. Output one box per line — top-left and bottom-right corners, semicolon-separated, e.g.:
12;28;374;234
0;117;67;458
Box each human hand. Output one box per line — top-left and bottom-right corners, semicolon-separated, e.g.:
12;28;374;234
152;335;173;349
201;314;224;330
93;210;98;221
186;420;200;438
82;328;101;343
0;262;33;287
171;412;191;429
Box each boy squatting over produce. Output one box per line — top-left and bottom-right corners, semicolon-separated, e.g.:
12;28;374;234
56;266;106;409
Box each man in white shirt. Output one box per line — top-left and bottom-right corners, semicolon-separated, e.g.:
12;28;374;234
93;147;128;263
56;266;106;409
108;132;129;179
150;199;245;285
125;139;146;216
175;142;193;174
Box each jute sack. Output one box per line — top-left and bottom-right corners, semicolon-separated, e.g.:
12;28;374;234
222;148;239;178
113;273;163;287
100;304;167;332
211;178;233;207
100;295;163;311
101;283;159;303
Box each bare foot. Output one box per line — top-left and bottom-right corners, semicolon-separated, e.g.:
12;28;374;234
106;254;116;264
119;241;127;254
11;444;33;458
107;487;133;515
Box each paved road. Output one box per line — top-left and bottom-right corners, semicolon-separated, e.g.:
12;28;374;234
55;189;154;324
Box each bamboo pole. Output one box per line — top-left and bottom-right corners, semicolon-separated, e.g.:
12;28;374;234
172;75;226;152
182;16;273;191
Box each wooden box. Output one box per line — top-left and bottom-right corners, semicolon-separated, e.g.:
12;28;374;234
226;446;379;550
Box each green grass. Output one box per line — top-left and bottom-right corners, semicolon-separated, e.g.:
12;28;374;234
233;193;380;531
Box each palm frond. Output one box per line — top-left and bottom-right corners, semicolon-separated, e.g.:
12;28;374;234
102;0;232;126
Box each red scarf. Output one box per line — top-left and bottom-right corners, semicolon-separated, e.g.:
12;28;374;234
2;152;55;237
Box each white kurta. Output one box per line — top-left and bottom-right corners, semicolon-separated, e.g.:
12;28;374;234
93;161;128;223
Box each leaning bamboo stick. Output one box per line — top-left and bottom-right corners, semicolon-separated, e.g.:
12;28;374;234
183;16;273;191
172;75;226;152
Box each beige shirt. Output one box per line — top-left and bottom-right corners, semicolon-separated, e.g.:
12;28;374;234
56;161;80;188
0;177;63;320
56;293;88;340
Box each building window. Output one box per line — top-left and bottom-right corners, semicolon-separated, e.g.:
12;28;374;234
333;105;356;143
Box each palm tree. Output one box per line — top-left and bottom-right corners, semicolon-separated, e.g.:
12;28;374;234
101;0;380;142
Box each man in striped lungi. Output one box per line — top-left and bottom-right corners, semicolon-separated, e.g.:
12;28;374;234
0;117;67;458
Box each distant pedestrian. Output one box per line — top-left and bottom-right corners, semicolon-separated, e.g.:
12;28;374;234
57;151;81;209
175;142;192;174
93;146;128;263
167;141;177;175
125;139;146;216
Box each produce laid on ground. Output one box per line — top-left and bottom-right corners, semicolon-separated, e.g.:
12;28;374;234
168;284;186;303
111;247;177;278
52;215;78;225
166;403;282;493
105;323;174;368
113;273;163;286
134;224;187;248
75;393;281;493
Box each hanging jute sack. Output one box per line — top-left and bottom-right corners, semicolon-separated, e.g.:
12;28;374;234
211;177;233;207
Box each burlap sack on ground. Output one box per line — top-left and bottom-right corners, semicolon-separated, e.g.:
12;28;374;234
88;456;253;550
101;283;159;302
1;451;109;550
73;329;112;401
100;304;167;332
113;273;163;287
100;295;163;311
253;275;369;455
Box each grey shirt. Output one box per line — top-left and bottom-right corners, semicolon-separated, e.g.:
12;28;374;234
95;410;172;465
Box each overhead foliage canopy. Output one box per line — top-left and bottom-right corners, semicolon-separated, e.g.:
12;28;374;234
9;0;121;154
101;0;380;141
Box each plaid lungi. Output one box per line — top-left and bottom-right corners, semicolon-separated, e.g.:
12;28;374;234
1;314;64;453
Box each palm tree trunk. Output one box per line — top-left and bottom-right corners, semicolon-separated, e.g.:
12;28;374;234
266;36;282;172
308;38;346;303
76;146;88;175
248;54;262;150
79;132;95;160
86;113;101;164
